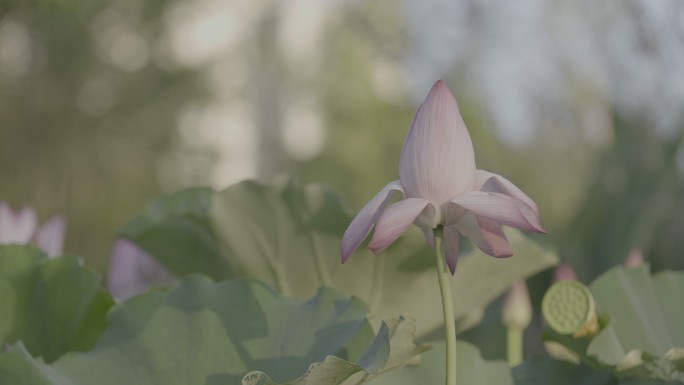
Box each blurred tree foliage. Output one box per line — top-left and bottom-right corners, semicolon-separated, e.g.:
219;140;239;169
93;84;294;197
0;0;204;272
271;0;413;206
1;0;682;284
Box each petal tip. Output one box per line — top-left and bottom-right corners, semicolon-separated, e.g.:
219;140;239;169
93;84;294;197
340;243;353;264
432;79;452;92
428;79;457;101
338;180;405;266
446;258;457;275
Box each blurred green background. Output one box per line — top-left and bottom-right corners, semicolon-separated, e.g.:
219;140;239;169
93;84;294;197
1;0;683;281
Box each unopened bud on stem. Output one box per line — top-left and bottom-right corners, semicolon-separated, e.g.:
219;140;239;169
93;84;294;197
503;280;532;367
503;280;532;330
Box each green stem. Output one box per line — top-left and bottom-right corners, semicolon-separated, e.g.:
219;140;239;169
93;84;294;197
369;253;385;310
507;327;523;367
309;233;333;287
434;230;457;385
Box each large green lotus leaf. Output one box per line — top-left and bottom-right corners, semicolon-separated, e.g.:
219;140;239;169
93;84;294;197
0;244;45;272
0;276;427;385
543;327;684;383
0;245;114;363
365;340;513;385
120;178;556;335
543;266;684;382
512;355;674;385
449;229;557;320
243;317;430;385
513;355;617;385
210;178;558;335
587;266;684;365
120;187;235;279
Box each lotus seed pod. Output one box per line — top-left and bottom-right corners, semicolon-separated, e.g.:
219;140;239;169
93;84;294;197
542;280;598;337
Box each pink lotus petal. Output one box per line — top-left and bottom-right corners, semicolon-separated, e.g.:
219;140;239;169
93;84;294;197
554;263;578;282
399;80;476;203
475;170;539;215
14;206;38;243
107;239;175;300
455;212;513;258
368;198;434;254
0;204;38;244
475;216;513;258
34;215;66;258
422;228;436;248
494;193;545;233
341;180;404;262
442;224;461;274
625;248;644;268
450;191;546;233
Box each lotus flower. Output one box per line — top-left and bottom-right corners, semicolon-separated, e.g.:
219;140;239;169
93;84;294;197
553;263;578;282
0;202;66;258
341;80;545;274
107;239;176;300
624;248;644;268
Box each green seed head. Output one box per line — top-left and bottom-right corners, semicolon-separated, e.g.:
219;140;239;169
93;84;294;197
542;280;596;335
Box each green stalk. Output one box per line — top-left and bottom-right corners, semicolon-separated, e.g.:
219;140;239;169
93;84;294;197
507;327;523;367
434;230;457;385
369;253;385;310
309;233;333;287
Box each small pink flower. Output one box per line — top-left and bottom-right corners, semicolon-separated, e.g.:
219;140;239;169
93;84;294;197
624;248;644;268
0;202;66;258
553;263;578;282
107;239;176;300
341;81;545;274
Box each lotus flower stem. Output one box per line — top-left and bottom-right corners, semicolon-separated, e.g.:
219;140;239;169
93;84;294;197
434;229;457;385
309;233;333;287
369;253;385;310
506;327;523;366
